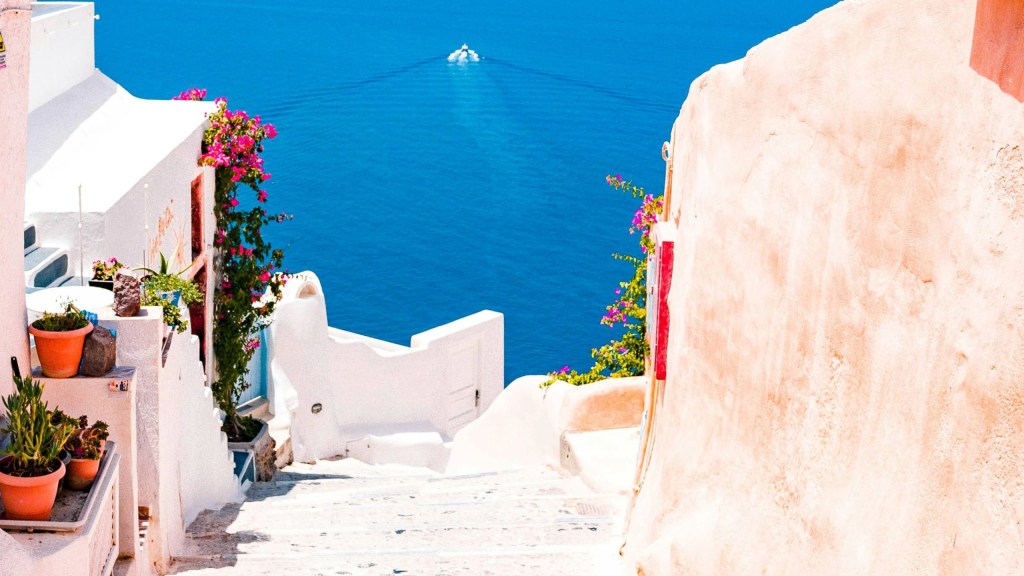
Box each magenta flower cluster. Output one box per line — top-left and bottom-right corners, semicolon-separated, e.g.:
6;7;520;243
546;174;663;386
176;87;291;426
173;88;207;102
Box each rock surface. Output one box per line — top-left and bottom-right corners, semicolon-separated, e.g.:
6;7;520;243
113;273;140;317
80;324;116;377
624;0;1024;574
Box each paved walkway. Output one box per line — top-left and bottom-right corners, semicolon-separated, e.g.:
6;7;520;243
169;458;627;576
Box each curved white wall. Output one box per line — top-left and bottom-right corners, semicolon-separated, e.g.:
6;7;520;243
264;272;505;464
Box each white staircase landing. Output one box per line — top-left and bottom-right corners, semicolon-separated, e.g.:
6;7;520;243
168;458;627;576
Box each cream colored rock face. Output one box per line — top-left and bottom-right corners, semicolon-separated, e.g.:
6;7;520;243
625;0;1024;574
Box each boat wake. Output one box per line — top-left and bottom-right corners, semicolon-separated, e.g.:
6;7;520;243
447;44;480;64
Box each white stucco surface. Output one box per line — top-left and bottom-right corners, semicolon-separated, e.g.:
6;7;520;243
447;375;569;474
447;375;645;477
262;272;504;465
173;333;242;530
148;325;240;569
28;2;93;112
25;70;213;279
0;0;32;398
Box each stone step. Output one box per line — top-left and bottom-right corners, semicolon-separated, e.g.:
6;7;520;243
234;477;602;508
245;472;587;501
24;246;68;288
170;545;617;576
188;486;620;534
271;463;552;485
175;460;627;576
182;516;615;558
53;275;88;288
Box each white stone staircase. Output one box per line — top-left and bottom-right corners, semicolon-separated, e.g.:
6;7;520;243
168;460;627;576
23;221;74;292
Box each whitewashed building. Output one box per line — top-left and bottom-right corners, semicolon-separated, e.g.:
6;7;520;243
0;3;506;576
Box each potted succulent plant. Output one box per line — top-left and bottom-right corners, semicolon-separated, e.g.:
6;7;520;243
89;258;125;291
49;410;77;494
62;416;108;491
0;376;77;520
29;300;93;378
137;250;202;334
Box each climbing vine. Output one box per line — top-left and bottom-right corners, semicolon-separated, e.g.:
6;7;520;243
545;175;663;386
175;88;291;438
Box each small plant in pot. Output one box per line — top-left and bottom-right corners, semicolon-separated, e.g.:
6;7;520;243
49;410;78;493
89;258;125;291
0;376;77;520
62;417;108;491
29;300;93;378
137;251;202;334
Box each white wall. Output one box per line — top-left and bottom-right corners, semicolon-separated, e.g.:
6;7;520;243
264;272;505;464
173;333;240;531
28;121;210;280
0;0;32;399
120;306;239;572
28;2;94;112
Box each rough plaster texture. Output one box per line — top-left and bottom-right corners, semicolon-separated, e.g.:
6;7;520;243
0;0;31;399
625;0;1024;574
264;272;504;464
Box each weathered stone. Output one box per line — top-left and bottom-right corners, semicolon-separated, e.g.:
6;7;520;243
80;325;116;377
113;273;140;317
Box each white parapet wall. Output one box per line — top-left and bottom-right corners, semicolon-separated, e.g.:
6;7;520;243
28;2;95;113
262;271;504;468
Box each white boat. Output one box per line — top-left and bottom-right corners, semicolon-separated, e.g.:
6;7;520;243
447;44;480;63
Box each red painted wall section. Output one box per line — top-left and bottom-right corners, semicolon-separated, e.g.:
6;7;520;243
652;222;675;382
970;0;1024;101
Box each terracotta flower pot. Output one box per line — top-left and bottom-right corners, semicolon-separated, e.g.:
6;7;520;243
66;458;100;491
0;457;65;521
29;323;93;378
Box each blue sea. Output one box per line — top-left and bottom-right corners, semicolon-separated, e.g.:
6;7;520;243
97;0;836;383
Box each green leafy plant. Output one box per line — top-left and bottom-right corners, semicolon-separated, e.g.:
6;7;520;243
1;377;77;477
61;416;108;461
136;251;194;279
31;300;89;333
136;250;203;334
176;88;290;441
545;175;663;386
141;287;200;334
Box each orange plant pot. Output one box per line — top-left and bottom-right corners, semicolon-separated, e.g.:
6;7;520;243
29;323;93;378
0;457;65;521
66;458;100;491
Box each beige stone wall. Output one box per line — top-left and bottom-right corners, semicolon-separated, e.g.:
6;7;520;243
0;0;31;398
625;0;1024;574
